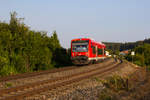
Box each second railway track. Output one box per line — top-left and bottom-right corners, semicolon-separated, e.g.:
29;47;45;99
0;58;111;82
0;60;122;100
0;66;77;82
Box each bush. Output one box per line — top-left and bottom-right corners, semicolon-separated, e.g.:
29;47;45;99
0;65;17;76
101;75;129;92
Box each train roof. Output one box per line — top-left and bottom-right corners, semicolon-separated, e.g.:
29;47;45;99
71;38;91;41
71;38;106;47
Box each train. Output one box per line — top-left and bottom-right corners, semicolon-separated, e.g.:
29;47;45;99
71;38;106;65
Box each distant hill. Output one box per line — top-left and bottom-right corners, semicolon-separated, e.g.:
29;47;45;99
103;38;150;52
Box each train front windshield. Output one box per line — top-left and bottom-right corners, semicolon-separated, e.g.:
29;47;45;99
72;40;89;52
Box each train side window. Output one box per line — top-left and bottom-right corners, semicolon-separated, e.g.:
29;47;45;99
92;46;96;54
98;49;103;55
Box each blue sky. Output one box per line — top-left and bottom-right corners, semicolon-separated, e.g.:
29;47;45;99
1;0;150;48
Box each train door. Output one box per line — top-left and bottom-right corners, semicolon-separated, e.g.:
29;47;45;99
96;46;98;57
95;45;98;61
102;47;104;56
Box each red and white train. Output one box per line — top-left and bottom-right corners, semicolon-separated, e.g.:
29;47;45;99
71;38;106;65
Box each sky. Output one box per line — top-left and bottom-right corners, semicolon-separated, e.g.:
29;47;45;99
1;0;150;48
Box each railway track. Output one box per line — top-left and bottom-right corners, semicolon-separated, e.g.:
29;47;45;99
0;60;121;100
0;67;77;82
0;58;111;83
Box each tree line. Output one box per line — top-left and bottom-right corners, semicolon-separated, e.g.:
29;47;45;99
103;38;150;53
103;38;150;69
0;12;72;76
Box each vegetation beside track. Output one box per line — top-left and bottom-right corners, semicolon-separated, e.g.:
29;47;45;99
0;12;72;76
98;68;150;100
125;44;150;70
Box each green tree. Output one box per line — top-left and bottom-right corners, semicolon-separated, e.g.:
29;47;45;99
0;12;72;76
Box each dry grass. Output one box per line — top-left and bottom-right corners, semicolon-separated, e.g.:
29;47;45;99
99;69;150;100
101;75;129;92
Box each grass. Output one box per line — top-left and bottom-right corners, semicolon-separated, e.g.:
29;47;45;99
98;75;130;100
99;89;113;100
5;82;12;88
101;75;129;92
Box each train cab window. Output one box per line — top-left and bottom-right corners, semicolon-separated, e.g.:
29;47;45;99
72;45;88;52
98;49;103;55
72;40;89;52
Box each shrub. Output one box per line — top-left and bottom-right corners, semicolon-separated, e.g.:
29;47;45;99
101;75;129;92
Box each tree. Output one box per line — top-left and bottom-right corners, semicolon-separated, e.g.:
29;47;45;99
0;12;72;76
